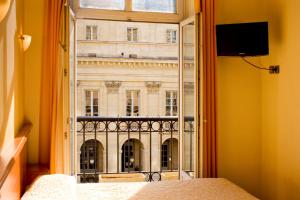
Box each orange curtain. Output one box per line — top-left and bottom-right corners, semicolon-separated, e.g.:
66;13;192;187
39;0;65;173
199;0;218;178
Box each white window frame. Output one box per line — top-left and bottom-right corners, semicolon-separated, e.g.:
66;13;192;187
85;90;99;116
74;0;184;23
167;29;177;44
127;27;138;42
166;91;178;116
126;90;140;116
86;25;98;40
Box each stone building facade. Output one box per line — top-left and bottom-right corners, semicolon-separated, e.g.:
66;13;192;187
76;20;191;178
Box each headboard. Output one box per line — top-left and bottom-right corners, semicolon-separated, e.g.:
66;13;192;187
0;124;32;200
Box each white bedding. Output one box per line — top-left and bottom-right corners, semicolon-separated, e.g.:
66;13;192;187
22;175;259;200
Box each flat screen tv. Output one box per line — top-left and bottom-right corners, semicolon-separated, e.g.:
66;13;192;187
216;22;269;56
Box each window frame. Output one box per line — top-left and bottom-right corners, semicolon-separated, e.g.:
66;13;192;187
84;89;99;116
166;91;178;116
167;29;177;44
86;25;98;40
74;0;184;23
127;27;138;42
126;90;140;116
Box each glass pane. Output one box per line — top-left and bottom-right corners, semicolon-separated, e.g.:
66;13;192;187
80;0;125;10
132;0;176;13
93;91;98;105
85;91;91;106
182;20;195;177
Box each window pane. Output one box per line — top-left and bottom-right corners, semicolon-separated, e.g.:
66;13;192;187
93;91;98;105
86;26;91;40
80;0;125;10
132;0;176;13
85;91;91;107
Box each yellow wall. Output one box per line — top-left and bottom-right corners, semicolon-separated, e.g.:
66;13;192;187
23;0;44;164
217;0;300;199
0;0;25;152
216;0;266;197
260;0;300;199
184;0;195;18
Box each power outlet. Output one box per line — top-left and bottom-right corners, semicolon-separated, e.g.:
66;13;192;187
269;65;280;74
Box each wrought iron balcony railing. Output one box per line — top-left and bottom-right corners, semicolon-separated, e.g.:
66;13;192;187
76;116;194;183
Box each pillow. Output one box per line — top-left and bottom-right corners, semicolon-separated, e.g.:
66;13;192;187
21;174;77;200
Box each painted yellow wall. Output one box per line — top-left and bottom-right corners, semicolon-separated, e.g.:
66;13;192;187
260;0;300;199
217;0;300;199
0;0;25;152
184;0;195;18
23;0;44;164
216;0;267;197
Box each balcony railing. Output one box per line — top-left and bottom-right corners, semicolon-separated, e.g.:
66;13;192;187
76;116;194;183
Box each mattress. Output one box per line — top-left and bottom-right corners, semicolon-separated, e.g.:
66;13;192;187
22;175;259;200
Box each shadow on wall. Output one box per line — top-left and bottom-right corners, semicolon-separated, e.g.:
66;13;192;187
0;0;24;152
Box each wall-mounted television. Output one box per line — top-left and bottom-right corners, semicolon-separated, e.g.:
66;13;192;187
216;22;269;56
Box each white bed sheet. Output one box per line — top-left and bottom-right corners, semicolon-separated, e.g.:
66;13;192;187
22;175;259;200
76;178;259;200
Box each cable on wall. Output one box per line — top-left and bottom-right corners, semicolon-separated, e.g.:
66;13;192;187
241;56;280;74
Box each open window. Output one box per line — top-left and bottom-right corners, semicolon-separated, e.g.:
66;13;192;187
67;0;202;182
179;15;202;179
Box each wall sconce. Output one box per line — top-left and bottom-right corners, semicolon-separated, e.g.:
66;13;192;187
20;35;32;51
0;0;11;23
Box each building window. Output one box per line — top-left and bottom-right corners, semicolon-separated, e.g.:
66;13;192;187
127;27;138;42
85;90;99;116
86;25;98;40
166;29;177;43
126;90;140;116
166;91;177;116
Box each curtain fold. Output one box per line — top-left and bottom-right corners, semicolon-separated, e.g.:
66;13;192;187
199;0;218;178
39;0;65;174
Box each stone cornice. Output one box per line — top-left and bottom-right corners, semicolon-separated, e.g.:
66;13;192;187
77;58;178;68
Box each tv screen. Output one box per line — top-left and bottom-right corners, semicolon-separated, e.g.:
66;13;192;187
216;22;269;56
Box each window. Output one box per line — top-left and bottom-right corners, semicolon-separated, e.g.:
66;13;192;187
132;0;177;13
85;90;99;116
86;25;98;40
126;90;140;116
167;29;177;44
80;0;125;10
127;27;138;42
166;91;177;116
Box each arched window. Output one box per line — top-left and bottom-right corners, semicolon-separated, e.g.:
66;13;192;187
80;139;104;173
161;138;178;170
121;139;143;172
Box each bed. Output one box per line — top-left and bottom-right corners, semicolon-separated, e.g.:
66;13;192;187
21;174;259;200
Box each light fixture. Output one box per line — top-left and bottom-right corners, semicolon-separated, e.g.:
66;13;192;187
130;158;135;163
20;35;32;51
0;0;11;23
